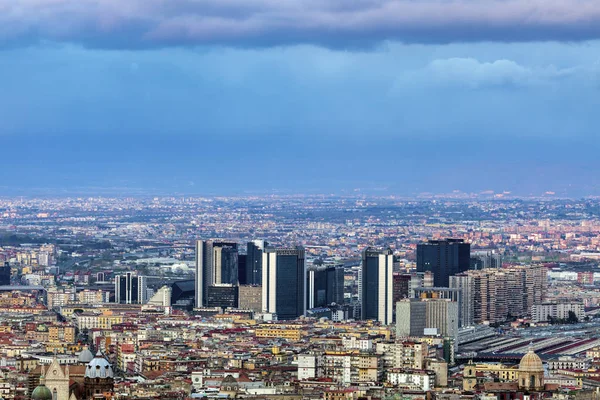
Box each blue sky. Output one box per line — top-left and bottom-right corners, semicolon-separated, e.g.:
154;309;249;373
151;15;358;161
1;0;600;196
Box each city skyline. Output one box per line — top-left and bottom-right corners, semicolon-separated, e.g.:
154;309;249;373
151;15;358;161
1;186;600;398
4;1;600;396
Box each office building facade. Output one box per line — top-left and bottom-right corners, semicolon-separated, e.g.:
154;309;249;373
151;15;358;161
392;273;411;304
396;299;426;337
307;265;345;309
262;246;305;320
246;240;266;285
238;254;247;284
0;262;10;286
448;273;475;327
115;272;147;304
206;284;239;309
361;247;393;325
195;239;239;308
413;287;460;302
396;298;458;340
471;251;503;270
417;239;470;287
213;245;238;285
238;285;263;312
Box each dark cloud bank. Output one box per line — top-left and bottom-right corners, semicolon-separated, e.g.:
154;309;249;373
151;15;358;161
3;0;600;49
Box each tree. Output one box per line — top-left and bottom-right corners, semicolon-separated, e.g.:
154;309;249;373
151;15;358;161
567;311;579;324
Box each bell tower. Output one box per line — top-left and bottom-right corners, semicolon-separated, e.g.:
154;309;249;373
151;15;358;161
463;359;477;391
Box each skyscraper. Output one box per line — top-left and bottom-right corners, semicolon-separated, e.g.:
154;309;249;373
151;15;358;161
195;239;239;308
195;240;206;308
416;239;470;287
307;267;326;310
306;265;345;309
115;272;147;304
262;246;305;320
326;265;345;306
213;245;238;285
238;254;247;284
0;262;10;286
449;273;474;327
361;247;393;325
247;240;266;285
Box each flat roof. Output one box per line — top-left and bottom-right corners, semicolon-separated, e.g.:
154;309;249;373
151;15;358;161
0;285;45;291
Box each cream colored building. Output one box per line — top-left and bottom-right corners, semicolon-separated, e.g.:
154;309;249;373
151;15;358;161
75;311;124;330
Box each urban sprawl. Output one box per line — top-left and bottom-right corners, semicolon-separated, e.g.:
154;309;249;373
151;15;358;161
0;196;599;400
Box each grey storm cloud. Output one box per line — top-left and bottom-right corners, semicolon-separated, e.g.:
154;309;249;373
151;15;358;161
3;0;600;48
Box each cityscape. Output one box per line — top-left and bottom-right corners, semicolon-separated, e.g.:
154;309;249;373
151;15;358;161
5;0;600;399
0;196;599;398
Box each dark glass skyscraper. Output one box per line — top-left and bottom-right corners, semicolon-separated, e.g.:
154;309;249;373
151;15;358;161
307;265;345;309
246;240;266;285
326;265;345;305
195;239;239;308
416;239;470;287
0;262;10;286
238;254;247;285
262;246;305;320
361;247;393;324
214;245;238;285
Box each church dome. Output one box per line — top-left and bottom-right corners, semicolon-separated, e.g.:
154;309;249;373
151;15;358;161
220;375;239;388
85;352;114;379
78;347;94;364
31;383;53;400
519;346;544;372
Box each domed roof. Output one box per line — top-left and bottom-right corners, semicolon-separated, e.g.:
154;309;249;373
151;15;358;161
85;351;114;379
78;347;94;364
221;375;238;387
31;382;53;400
519;345;544;372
